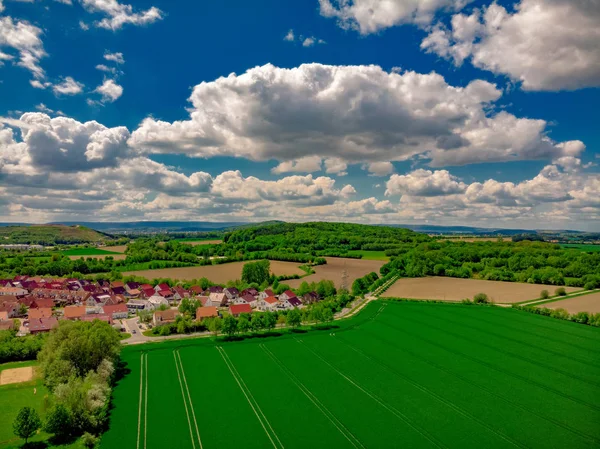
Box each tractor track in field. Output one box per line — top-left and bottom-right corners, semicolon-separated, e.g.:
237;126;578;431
259;343;366;449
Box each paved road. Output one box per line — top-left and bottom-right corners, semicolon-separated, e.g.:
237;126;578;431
122;318;149;344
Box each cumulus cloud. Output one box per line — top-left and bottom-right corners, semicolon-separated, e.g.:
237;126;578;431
422;0;600;91
79;0;163;31
0;16;46;79
366;161;394;176
94;79;123;103
386;169;467;196
130;63;581;168
319;0;471;34
95;64;116;74
52;77;84;95
324;157;348;176
104;51;124;64
271;156;322;174
284;29;295;41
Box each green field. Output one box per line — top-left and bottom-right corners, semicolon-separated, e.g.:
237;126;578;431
560;244;600;252
60;248;121;256
101;302;600;449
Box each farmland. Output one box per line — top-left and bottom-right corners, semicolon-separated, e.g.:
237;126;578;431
61;248;121;256
174;239;223;246
101;301;600;449
382;277;580;303
101;245;128;253
67;254;127;261
560;244;600;252
123;260;306;282
544;292;600;314
287;258;386;289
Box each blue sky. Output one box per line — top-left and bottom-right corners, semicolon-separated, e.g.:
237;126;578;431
0;0;598;230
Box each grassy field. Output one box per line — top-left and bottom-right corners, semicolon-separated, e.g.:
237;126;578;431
382;277;580;304
101;301;600;449
60;248;121;256
123;260;306;282
560;244;600;252
287;257;386;289
173;238;223;245
345;250;389;260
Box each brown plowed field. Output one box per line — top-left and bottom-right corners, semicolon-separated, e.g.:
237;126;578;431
545;292;600;313
123;260;304;283
382;277;579;303
286;257;385;290
101;245;128;253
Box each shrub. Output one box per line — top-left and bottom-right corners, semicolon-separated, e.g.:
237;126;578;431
461;298;473;305
584;282;596;291
555;287;567;296
540;289;550;299
473;293;489;304
82;432;99;449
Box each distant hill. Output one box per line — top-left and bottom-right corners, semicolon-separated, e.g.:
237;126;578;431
45;220;284;233
0;225;111;245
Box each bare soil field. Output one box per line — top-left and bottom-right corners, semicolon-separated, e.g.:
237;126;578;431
544;292;600;314
122;260;305;283
69;254;127;260
0;367;33;385
101;245;128;253
382;277;579;304
287;257;385;290
179;239;223;246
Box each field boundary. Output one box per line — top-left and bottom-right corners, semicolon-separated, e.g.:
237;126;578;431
260;344;365;449
295;338;447;449
517;289;600;307
175;351;203;449
136;353;147;449
216;346;284;449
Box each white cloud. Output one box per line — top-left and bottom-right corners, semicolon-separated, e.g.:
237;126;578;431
35;103;53;114
95;64;116;74
324;157;348;176
284;29;295;42
94;79;123;102
302;37;315;47
30;80;51;89
271;156;322;174
319;0;471;34
366;161;394;176
79;20;90;30
52;76;84;95
386;169;467;196
422;0;600;91
103;51;124;64
130;63;582;168
79;0;163;31
0;16;46;79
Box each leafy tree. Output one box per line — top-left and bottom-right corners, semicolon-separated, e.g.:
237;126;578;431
286;308;301;328
251;314;264;333
555;287;567;296
473;293;489;304
208;317;222;336
238;315;251;334
264;312;277;331
322;307;334;323
44;404;73;438
222;316;238;337
13;407;41;444
241;260;271;285
540;289;550;299
82;432;99;449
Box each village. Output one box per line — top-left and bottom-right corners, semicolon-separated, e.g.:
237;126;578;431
0;276;323;336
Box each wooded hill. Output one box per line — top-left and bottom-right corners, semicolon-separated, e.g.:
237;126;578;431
0;225;112;245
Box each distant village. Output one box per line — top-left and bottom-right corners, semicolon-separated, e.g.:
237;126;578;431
0;276;323;335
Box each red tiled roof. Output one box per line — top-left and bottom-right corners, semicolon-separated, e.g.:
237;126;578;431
196;306;218;319
29;317;58;332
264;296;278;304
63;306;87;319
102;304;128;314
28;308;52;319
229;304;252;315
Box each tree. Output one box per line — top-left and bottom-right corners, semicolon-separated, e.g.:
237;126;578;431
44;404;73;439
238;315;251;334
179;298;201;316
82;432;99;449
222;316;238;337
473;293;489;304
322;307;334;323
540;289;550;299
555;287;567;296
286;308;301;328
13;407;41;444
208;317;222;336
263;312;277;331
251;314;264;333
241;260;271;285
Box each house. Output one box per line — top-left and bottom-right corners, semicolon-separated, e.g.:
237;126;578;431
173;286;189;299
206;292;226;307
111;281;125;288
283;296;303;309
207;286;223;294
0;301;19;318
302;292;321;304
0;311;9;322
229;304;252;316
141;288;156;298
126;289;141;298
29;317;59;334
111;286;127;296
81;314;112;324
196;306;218;320
0;287;28;298
125;282;140;292
155;283;171;293
235;294;258;308
196;296;209;307
224;287;240;301
148;295;169;309
63;305;87;320
101;304;129;320
189;285;204;296
279;290;297;302
30;298;54;309
242;288;259;298
157;289;177;303
28;308;53;319
0;319;15;331
257;296;279;311
153;309;180;326
258;289;275;300
126;299;153;312
18;296;37;308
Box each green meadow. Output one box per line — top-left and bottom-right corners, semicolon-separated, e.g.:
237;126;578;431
101;301;600;449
